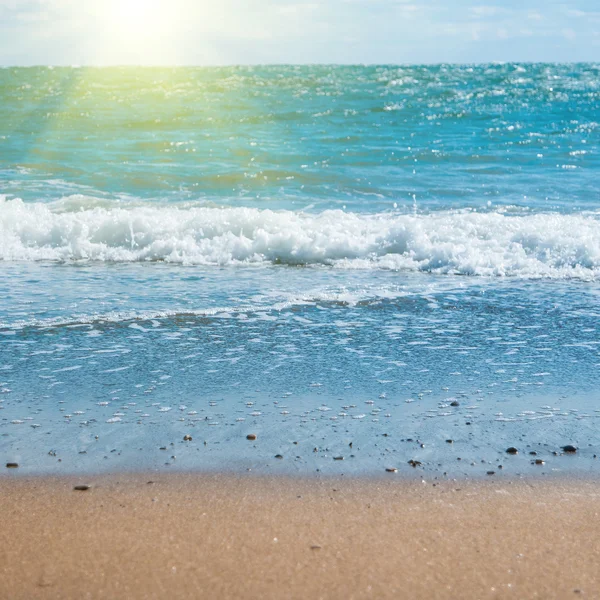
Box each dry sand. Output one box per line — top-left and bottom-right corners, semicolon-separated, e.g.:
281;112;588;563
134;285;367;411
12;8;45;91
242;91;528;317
1;473;599;599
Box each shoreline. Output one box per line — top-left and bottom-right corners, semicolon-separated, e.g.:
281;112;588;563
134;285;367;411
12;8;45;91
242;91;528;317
2;460;599;483
1;473;599;599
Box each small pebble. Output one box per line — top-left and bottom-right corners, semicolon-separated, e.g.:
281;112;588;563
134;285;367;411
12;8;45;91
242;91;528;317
274;454;283;459
534;459;545;465
246;434;257;441
408;459;421;468
445;439;453;444
333;456;344;461
450;401;460;407
183;435;192;441
73;485;90;491
6;462;18;469
486;471;495;476
506;447;518;455
385;467;398;473
562;445;577;454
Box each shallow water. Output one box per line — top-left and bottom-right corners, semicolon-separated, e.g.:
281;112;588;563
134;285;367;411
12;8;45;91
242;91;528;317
1;65;599;477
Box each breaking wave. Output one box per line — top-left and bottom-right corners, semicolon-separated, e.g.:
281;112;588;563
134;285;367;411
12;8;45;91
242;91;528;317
1;196;599;279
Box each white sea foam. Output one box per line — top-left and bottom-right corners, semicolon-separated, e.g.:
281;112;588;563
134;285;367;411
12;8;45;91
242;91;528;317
1;196;599;279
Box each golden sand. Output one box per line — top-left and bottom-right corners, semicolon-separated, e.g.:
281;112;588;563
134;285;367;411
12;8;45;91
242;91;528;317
1;473;599;599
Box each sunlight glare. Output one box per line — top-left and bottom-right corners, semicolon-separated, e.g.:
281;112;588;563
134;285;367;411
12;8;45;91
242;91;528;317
99;0;181;60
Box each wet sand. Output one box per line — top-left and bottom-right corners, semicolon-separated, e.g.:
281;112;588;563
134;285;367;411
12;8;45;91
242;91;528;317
1;473;599;599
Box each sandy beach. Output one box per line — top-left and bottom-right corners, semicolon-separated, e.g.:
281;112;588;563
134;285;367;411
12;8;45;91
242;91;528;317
1;473;599;599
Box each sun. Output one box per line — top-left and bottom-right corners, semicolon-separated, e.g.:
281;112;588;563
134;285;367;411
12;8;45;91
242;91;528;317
112;0;167;39
95;0;182;62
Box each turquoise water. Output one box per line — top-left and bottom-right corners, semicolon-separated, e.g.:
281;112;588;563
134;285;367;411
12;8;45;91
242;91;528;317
1;65;599;477
2;64;600;212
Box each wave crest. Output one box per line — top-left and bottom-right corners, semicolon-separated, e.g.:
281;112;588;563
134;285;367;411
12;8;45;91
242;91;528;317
1;196;599;279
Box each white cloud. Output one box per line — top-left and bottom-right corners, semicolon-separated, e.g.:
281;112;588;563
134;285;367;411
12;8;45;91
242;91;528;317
470;6;502;18
277;3;320;15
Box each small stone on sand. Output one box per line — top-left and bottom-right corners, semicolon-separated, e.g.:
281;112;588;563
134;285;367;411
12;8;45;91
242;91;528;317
274;454;283;459
562;445;577;453
333;456;344;461
246;434;257;441
73;485;90;491
183;435;192;441
506;447;518;454
386;467;398;473
6;462;18;468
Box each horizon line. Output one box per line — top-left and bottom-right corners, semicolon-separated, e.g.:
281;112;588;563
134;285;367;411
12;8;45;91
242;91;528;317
2;60;599;69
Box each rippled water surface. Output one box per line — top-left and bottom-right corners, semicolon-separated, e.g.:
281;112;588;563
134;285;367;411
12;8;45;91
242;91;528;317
1;65;599;477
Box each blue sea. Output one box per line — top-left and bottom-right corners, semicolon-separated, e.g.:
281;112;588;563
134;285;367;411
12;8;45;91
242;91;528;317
1;64;599;477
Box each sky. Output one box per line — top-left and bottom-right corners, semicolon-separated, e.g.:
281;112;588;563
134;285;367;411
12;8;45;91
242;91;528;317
0;0;599;65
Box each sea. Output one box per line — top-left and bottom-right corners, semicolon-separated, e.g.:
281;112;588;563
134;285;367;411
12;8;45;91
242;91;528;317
1;64;599;477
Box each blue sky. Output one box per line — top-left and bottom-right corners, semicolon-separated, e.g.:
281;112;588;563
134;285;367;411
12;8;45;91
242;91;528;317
1;0;599;65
